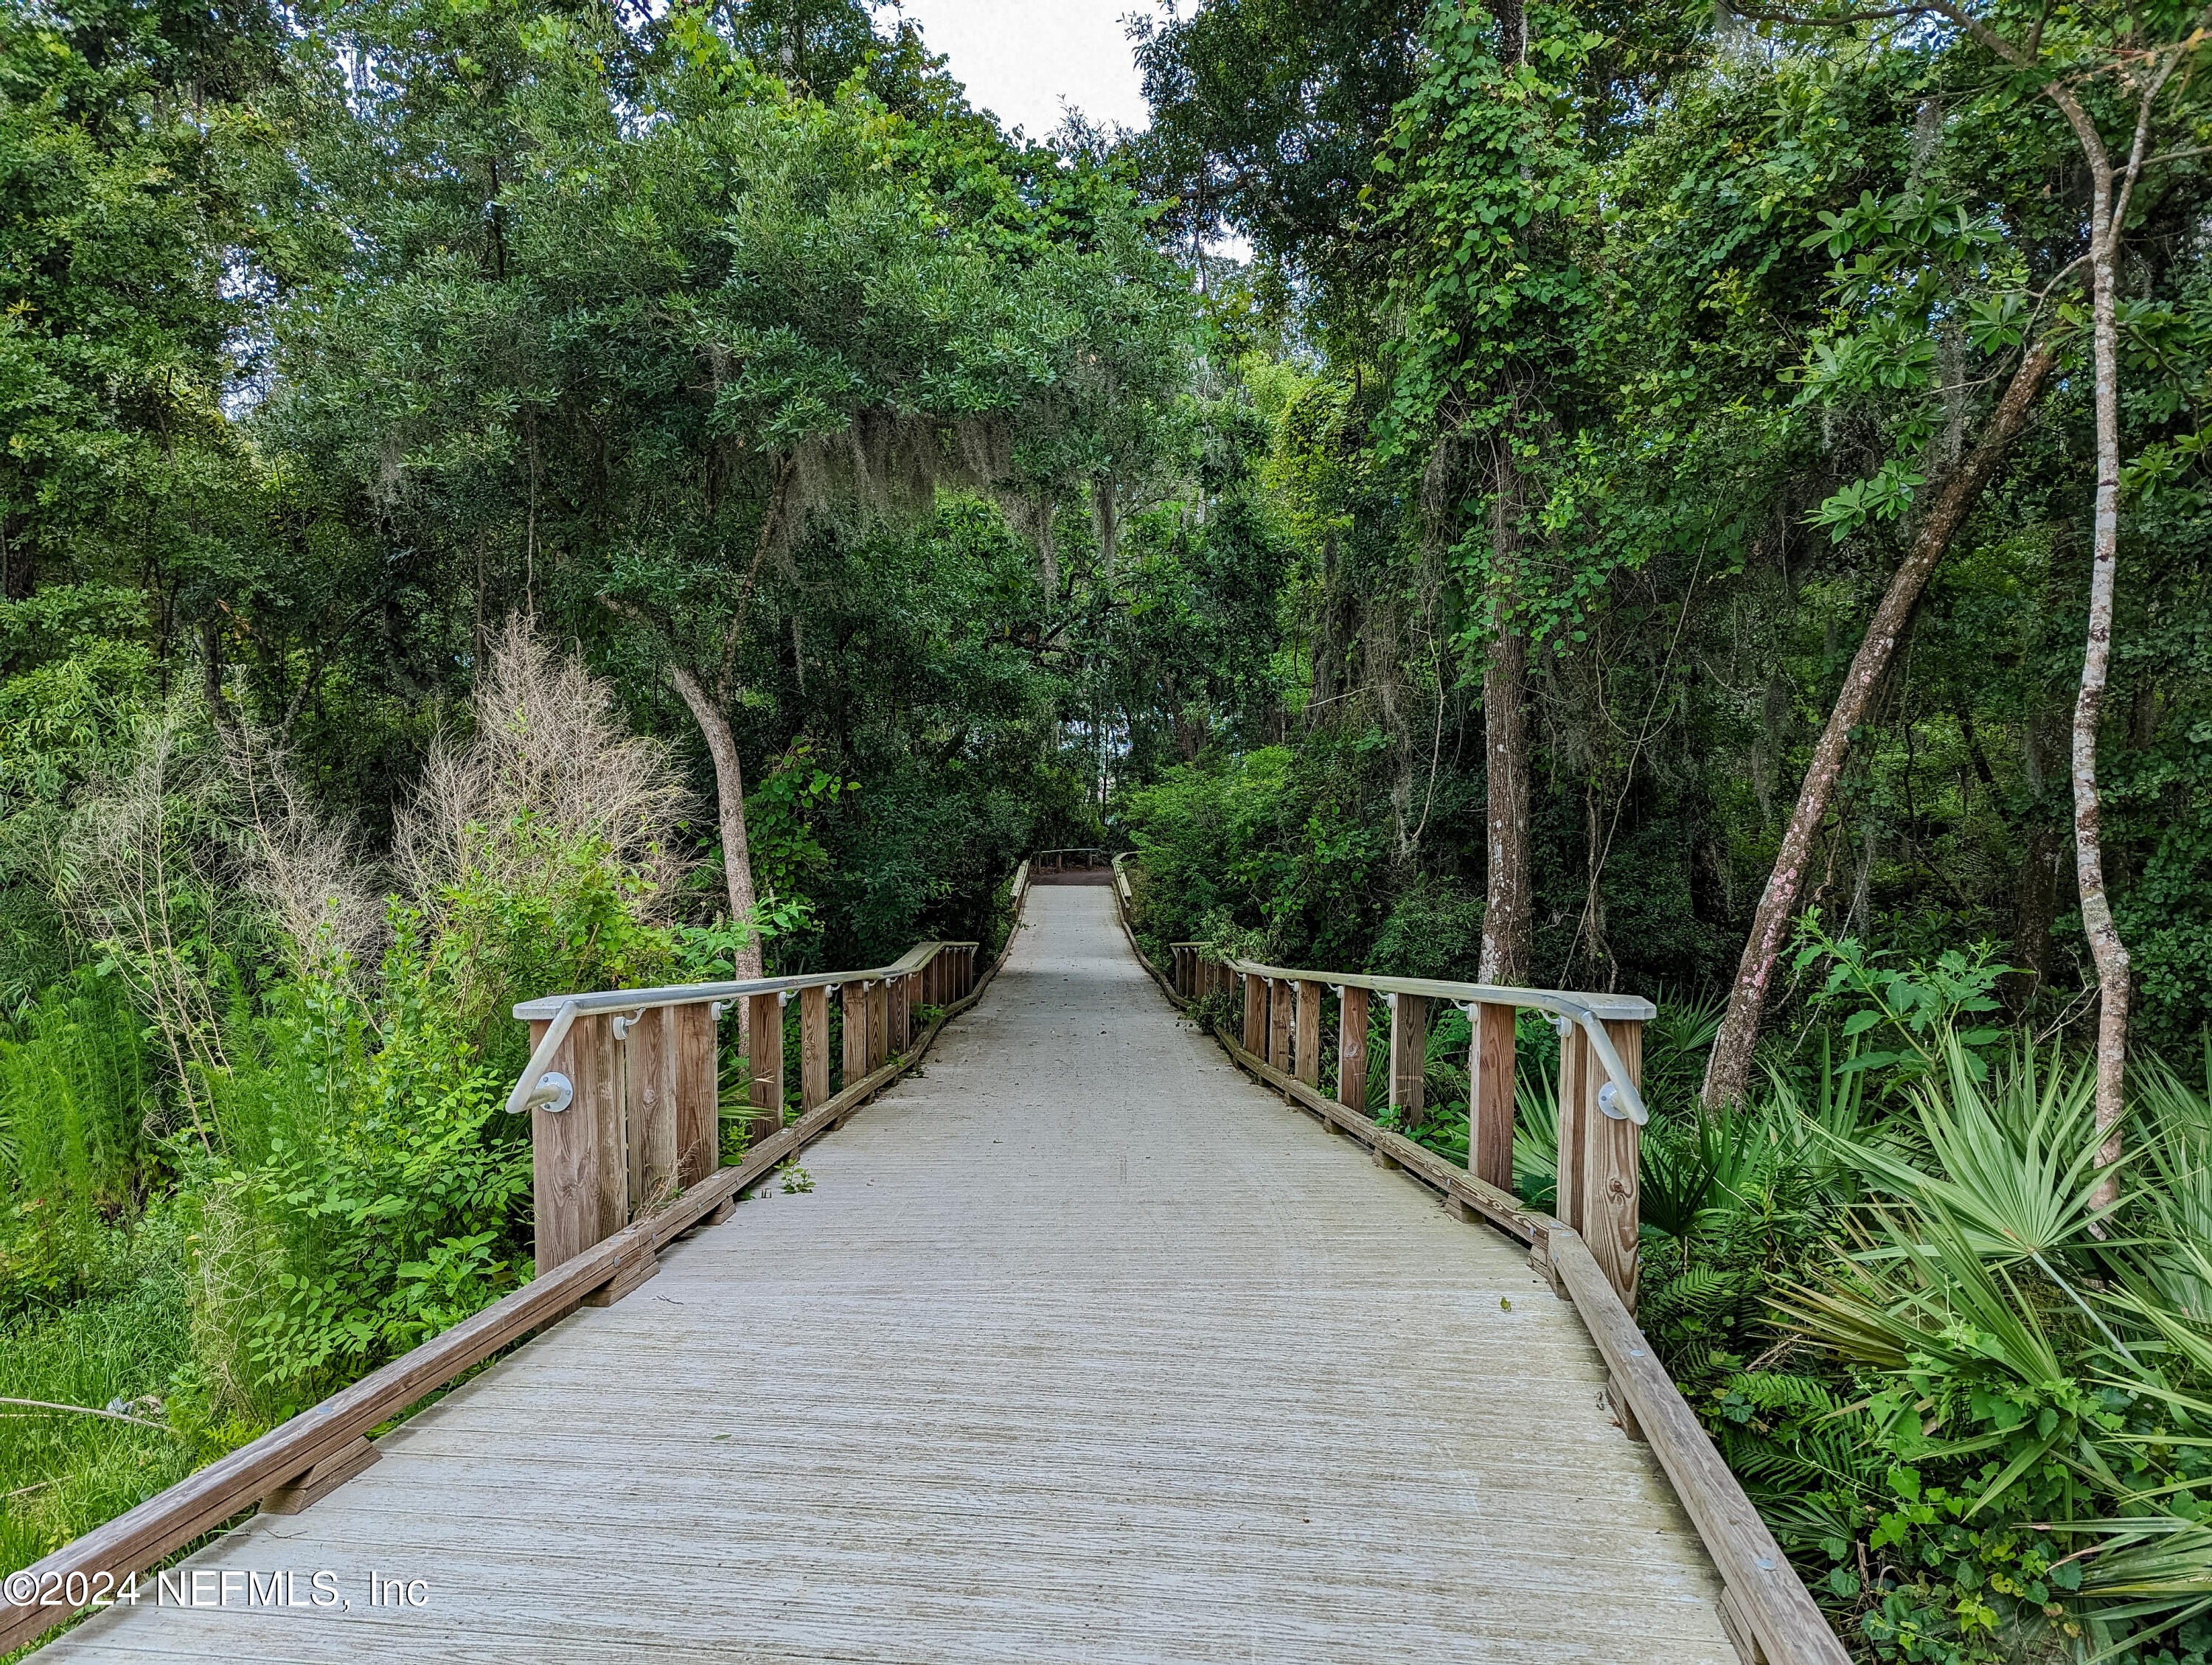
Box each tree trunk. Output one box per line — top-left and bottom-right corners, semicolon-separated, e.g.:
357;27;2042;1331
665;662;764;987
1480;615;1531;987
1702;341;2056;1107
1477;5;1533;987
2072;161;2130;1200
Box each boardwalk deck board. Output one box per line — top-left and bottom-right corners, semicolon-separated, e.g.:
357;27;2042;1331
41;886;1732;1664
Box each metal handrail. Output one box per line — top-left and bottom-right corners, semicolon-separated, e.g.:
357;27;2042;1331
501;940;979;1118
1169;945;1655;1125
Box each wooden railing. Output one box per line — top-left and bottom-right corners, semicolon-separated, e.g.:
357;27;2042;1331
1110;855;1846;1665
1167;942;1652;1306
507;938;983;1282
0;862;1035;1656
1026;846;1117;883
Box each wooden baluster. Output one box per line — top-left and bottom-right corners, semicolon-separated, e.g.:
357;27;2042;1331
627;1007;678;1212
1388;993;1428;1130
1337;987;1368;1117
673;1003;717;1191
1555;1020;1590;1234
869;978;889;1070
843;982;871;1088
800;985;831;1111
581;1009;657;1304
1584;1019;1644;1312
746;991;784;1147
890;973;910;1053
1268;978;1293;1085
1468;1001;1517;1194
1294;980;1323;1089
531;1017;591;1276
1243;973;1266;1053
588;1015;627;1238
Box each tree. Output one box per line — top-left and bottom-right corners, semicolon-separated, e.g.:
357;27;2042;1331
1703;1;2212;1142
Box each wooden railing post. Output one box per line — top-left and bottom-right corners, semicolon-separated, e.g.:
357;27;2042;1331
843;981;872;1088
674;1003;717;1189
532;1016;591;1276
1468;1002;1516;1194
1587;1018;1644;1311
1294;979;1322;1089
1555;1021;1590;1234
868;978;890;1071
800;985;831;1110
1388;993;1427;1128
1338;986;1368;1115
625;1007;678;1212
1268;977;1293;1084
889;973;910;1053
746;991;784;1147
1243;972;1266;1053
588;1015;627;1242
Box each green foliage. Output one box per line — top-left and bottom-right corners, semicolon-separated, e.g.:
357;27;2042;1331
0;966;147;1309
213;1068;527;1414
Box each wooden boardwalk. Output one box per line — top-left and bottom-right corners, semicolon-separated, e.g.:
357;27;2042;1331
44;886;1732;1663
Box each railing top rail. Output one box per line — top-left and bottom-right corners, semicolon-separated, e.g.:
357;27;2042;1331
509;939;978;1023
1167;944;1654;1125
504;939;979;1119
1166;945;1656;1024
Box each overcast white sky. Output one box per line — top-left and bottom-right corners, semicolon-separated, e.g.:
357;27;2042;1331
887;0;1164;142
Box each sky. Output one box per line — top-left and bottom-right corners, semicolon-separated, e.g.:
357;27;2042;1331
886;0;1164;142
